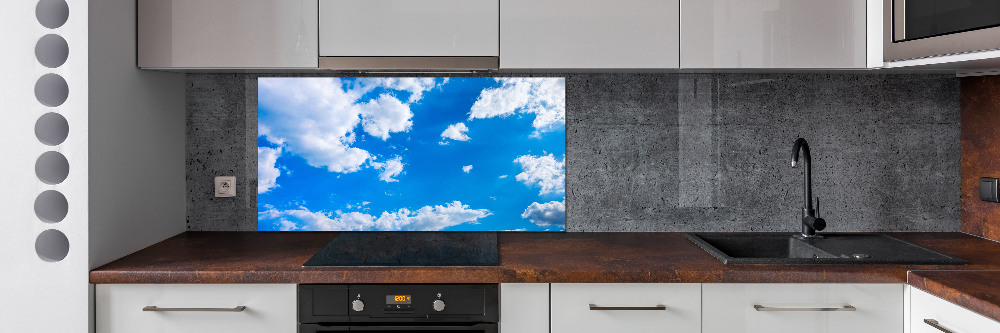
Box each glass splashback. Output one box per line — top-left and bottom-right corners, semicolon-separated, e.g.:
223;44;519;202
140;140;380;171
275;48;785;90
257;77;566;231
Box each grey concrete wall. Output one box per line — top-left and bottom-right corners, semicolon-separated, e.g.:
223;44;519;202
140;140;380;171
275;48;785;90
187;73;960;232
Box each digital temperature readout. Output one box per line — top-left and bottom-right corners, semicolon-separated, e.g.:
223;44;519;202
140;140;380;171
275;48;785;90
386;295;412;304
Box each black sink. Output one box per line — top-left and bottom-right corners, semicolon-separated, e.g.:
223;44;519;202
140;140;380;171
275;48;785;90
686;233;966;265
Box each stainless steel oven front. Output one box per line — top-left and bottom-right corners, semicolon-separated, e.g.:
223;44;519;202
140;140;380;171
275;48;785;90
299;284;499;333
884;0;1000;61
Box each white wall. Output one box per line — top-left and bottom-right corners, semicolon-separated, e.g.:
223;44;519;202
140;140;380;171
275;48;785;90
88;0;186;270
0;0;90;331
0;0;185;331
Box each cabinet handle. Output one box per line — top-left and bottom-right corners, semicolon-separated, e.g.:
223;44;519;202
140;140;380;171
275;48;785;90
924;319;955;333
143;306;247;312
753;305;856;312
589;304;667;311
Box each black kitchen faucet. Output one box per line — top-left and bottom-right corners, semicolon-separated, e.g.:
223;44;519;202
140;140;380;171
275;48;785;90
791;138;826;238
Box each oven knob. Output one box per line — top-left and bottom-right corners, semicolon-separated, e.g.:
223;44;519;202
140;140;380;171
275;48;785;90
352;299;365;312
432;299;446;312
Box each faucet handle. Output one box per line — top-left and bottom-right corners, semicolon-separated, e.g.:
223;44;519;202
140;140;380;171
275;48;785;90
815;197;820;218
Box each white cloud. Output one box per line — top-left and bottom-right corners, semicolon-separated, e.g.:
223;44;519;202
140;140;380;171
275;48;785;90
278;220;299;231
258;201;491;231
463;165;473;173
521;200;565;226
498;175;508;179
257;78;429;176
257;147;282;194
440;122;471;141
358;94;413;140
258;78;371;173
370;155;404;182
469;78;566;135
514;154;565;195
362;77;443;103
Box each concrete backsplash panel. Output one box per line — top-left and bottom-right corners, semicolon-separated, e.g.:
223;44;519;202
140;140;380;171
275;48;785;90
186;73;960;232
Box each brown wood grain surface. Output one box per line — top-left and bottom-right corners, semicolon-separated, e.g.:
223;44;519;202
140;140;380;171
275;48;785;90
90;231;1000;284
909;270;1000;323
962;75;1000;241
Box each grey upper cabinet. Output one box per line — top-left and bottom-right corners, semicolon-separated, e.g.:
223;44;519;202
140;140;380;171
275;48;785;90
317;0;500;70
319;0;499;57
501;0;680;69
680;0;876;69
138;0;318;69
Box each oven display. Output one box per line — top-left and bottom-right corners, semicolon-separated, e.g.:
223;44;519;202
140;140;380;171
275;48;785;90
386;295;412;304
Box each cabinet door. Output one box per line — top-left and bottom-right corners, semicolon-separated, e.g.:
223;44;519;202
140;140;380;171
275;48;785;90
911;287;1000;333
551;283;700;333
319;0;499;57
681;0;868;68
500;284;549;333
501;0;680;69
96;284;297;333
702;283;903;333
138;0;318;69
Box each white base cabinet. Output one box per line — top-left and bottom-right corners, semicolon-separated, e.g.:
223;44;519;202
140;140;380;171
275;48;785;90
500;283;549;333
702;283;903;333
910;287;1000;333
551;283;701;333
96;284;297;333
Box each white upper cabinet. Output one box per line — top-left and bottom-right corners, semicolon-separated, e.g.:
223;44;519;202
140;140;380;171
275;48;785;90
138;0;318;69
681;0;874;68
500;0;680;69
319;0;499;57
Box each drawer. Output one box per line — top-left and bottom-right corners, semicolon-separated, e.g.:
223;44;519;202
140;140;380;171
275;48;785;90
96;284;297;333
550;283;701;333
702;283;903;333
911;287;1000;333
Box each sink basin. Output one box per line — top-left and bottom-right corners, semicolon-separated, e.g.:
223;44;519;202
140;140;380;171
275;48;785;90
686;233;966;265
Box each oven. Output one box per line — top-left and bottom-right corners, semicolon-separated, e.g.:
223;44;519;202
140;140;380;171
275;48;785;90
299;284;498;333
885;0;1000;61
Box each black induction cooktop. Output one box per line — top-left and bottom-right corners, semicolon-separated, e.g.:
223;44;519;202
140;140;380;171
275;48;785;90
303;232;499;267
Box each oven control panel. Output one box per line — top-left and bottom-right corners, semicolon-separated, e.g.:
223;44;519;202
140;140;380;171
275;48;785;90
299;284;498;323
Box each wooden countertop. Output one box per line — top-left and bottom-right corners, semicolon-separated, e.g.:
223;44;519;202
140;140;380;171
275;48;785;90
908;270;1000;323
90;231;1000;284
90;231;1000;322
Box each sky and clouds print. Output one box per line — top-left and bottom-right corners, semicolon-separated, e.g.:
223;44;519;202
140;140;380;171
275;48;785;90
257;77;566;231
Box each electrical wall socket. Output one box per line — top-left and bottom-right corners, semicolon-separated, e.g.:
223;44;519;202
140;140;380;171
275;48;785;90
215;176;236;197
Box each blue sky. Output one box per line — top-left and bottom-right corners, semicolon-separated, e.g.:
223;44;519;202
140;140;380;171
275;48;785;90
257;77;566;231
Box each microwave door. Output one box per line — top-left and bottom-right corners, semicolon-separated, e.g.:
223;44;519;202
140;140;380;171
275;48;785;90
895;0;1000;42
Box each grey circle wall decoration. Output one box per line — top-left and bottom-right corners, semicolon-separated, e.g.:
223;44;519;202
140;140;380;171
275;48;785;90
34;73;69;107
35;229;69;262
36;0;69;29
35;112;69;146
35;34;69;68
35;151;69;185
34;190;68;223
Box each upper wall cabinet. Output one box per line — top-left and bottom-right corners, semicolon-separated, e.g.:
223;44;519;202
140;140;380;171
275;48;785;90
137;0;318;69
318;0;500;70
681;0;875;68
500;0;680;69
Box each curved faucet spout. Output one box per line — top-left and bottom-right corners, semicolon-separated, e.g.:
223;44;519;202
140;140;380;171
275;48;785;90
791;138;812;210
791;138;824;237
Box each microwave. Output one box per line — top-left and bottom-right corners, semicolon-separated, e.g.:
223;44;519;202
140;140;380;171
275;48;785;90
884;0;1000;62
